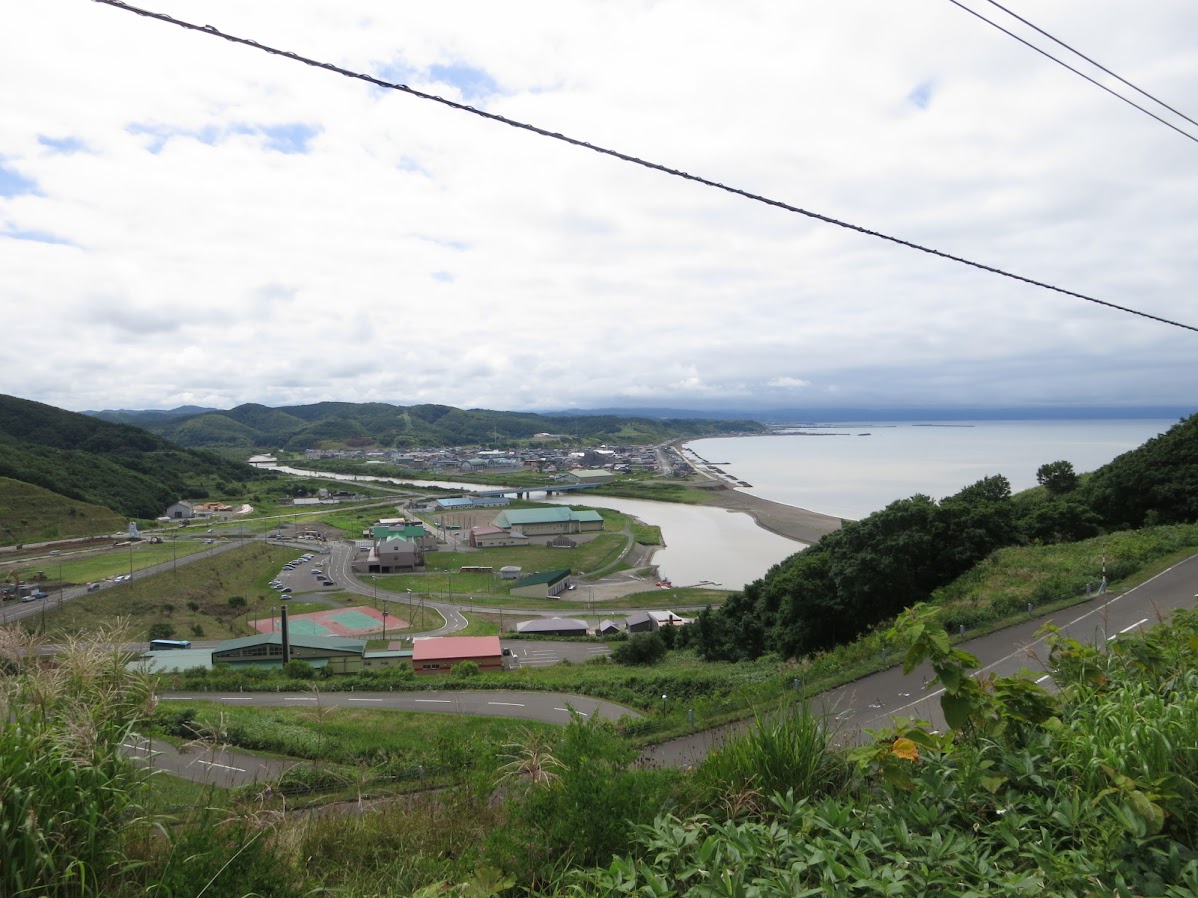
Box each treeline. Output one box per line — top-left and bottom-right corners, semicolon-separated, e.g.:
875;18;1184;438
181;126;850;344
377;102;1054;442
0;394;271;520
691;413;1198;661
90;400;766;450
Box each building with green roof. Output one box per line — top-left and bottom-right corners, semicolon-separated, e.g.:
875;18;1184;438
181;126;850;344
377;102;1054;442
492;507;604;536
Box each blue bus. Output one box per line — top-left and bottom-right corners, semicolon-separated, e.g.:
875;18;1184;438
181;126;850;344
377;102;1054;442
149;639;192;650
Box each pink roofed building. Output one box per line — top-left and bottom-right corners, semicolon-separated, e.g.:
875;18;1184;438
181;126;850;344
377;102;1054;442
411;635;505;675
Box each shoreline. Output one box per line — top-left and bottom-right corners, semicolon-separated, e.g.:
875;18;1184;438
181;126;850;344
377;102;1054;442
675;438;844;544
698;485;844;545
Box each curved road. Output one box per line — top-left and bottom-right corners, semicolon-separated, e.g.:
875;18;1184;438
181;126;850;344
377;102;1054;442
140;689;640;787
639;552;1198;767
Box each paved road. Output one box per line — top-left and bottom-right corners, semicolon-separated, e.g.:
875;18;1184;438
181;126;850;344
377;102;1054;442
136;553;1196;785
146;689;640;786
638;552;1198;767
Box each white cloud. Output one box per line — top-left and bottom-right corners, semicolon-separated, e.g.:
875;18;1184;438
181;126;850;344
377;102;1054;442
1;0;1196;414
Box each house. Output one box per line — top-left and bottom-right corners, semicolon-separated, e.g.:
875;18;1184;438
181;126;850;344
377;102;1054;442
411;636;504;675
516;617;589;637
492;507;605;536
499;565;523;580
165;501;194;520
351;534;425;574
598;619;622;636
509;569;572;599
624;610;691;633
561;469;614;485
470;525;529;548
624;611;656;633
650;610;691;628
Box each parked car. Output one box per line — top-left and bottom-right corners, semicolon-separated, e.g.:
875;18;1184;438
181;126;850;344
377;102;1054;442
87;582;101;592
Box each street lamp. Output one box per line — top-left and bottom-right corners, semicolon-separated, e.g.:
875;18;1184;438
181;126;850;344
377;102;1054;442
382;600;389;640
372;576;378;609
407;588;413;623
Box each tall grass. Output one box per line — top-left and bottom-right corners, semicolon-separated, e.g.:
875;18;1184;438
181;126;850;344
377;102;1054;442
694;701;847;815
0;622;155;898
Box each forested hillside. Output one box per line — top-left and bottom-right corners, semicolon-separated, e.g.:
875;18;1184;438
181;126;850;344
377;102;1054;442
0;395;271;521
91;401;766;450
693;413;1198;661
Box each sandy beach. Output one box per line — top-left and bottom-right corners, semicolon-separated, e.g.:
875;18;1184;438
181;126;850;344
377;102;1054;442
697;484;844;544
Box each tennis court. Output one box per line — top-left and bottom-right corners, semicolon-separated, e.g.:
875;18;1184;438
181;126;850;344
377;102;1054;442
250;605;406;636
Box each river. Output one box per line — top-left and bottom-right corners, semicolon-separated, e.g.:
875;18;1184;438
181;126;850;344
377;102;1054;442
274;417;1174;592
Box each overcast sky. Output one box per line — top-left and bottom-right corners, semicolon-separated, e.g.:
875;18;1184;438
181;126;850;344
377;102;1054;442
3;1;1196;415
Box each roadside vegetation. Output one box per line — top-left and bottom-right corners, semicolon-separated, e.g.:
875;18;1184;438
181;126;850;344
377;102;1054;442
7;601;1198;895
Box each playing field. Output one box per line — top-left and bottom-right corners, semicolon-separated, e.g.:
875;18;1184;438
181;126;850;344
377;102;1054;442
250;605;408;636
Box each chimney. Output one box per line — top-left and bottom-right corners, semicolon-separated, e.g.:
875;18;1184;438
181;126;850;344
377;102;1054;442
280;605;291;664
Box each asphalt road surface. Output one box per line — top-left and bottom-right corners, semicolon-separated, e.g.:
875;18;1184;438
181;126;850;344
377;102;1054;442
638;551;1198;767
147;689;639;787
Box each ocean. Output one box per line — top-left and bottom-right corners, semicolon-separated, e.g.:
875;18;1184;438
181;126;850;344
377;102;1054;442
685;419;1178;521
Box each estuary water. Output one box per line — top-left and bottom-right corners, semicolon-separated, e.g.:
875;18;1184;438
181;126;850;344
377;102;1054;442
277;418;1177;592
685;419;1176;521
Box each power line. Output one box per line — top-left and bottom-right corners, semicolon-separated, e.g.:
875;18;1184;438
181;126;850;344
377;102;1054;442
91;0;1197;335
947;0;1198;147
979;0;1198;133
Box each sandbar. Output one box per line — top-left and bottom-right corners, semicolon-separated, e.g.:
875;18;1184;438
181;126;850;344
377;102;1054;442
697;484;844;545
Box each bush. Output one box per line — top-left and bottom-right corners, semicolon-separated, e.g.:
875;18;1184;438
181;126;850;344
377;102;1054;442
612;631;667;666
283;659;316;680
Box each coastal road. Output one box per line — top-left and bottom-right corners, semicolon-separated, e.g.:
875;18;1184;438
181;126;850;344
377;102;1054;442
638;552;1198;767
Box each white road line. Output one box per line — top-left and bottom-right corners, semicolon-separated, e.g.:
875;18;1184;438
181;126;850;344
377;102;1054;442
348;697;383;702
1036;675;1052;684
221;697;253;701
196;759;247;773
488;702;524;707
284;697;317;701
415;699;451;703
1119;618;1149;634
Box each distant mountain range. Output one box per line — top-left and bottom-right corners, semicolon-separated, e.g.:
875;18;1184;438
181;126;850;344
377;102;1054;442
84;402;765;451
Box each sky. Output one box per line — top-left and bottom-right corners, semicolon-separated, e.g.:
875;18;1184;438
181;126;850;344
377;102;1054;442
3;0;1197;415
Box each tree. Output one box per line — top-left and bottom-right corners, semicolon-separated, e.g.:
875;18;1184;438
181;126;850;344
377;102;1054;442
147;622;175;641
1036;460;1078;495
611;631;667;666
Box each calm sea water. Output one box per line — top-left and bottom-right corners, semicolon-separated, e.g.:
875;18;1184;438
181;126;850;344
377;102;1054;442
687;419;1176;521
279;419;1176;591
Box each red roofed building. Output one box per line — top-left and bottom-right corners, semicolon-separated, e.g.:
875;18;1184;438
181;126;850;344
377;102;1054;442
411;635;504;675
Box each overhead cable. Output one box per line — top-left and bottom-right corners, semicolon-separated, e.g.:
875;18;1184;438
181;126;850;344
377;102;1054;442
979;0;1198;132
91;0;1197;334
948;0;1198;147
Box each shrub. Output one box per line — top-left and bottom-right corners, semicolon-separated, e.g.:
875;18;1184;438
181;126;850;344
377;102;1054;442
612;631;667;666
283;659;316;680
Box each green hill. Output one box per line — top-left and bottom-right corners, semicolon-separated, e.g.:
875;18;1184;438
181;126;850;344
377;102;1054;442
0;394;272;522
0;477;127;545
91;401;765;450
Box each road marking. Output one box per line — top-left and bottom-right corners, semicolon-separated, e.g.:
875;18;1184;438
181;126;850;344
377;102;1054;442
348;697;383;702
221;697;253;701
488;701;524;707
1117;618;1149;635
284;697;317;701
415;699;451;703
1036;674;1052;683
196;759;247;773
